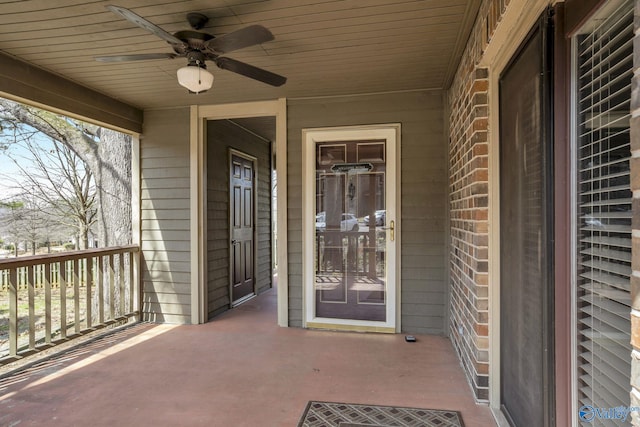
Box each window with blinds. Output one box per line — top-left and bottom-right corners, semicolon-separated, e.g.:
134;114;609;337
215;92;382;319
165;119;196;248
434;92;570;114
575;0;633;422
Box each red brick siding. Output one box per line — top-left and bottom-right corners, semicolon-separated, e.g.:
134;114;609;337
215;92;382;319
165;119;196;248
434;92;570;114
447;0;509;403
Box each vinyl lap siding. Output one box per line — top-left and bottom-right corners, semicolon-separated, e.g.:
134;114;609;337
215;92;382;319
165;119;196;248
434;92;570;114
287;91;447;333
140;108;192;324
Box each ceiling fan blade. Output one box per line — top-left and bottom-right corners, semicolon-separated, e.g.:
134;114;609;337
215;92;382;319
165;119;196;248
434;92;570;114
95;53;178;62
214;57;286;87
205;25;274;54
106;5;186;47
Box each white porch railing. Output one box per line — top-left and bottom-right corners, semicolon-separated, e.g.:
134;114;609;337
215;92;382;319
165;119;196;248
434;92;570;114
0;245;140;364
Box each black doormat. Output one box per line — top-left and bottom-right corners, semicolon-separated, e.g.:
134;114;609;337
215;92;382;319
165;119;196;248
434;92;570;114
297;401;465;427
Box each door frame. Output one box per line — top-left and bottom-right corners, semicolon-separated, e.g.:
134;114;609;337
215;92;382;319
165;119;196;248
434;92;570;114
229;149;258;307
301;124;401;333
190;99;288;325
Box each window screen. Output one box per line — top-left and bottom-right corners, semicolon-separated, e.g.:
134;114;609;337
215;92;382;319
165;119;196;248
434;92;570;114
575;0;633;421
499;20;551;427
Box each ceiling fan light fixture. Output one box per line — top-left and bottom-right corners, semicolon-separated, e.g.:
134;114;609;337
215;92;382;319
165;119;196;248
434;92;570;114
177;63;213;93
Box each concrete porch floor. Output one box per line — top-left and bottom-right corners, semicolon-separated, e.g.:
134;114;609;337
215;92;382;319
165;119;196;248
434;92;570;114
0;289;496;426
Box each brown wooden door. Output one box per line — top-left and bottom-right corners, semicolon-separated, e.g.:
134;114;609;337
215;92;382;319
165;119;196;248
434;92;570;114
230;153;256;305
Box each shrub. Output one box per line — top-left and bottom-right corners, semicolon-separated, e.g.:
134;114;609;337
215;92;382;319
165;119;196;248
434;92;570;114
63;242;75;251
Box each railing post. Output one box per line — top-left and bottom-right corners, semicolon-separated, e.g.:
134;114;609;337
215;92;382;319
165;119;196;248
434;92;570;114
109;255;115;321
60;261;67;340
119;253;125;317
45;263;52;344
8;268;17;357
128;251;134;316
86;257;93;329
27;265;35;350
98;255;105;324
133;249;141;320
73;258;80;334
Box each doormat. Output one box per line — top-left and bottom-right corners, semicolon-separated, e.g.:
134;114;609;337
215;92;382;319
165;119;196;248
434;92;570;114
297;401;465;427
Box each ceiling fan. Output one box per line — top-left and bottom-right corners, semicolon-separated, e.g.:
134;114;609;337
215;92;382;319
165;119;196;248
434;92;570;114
95;5;287;93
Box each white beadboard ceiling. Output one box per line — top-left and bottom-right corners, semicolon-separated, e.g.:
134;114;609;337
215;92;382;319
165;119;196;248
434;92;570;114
0;0;480;110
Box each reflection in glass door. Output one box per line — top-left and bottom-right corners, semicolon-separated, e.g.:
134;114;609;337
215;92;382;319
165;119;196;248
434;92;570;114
314;139;388;322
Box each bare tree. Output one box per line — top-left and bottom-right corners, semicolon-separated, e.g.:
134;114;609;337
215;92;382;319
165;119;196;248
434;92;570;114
0;98;131;247
0;200;24;256
15;193;49;255
3;138;97;250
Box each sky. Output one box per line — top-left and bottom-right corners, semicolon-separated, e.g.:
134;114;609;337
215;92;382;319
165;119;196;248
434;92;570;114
0;146;25;199
0;131;56;202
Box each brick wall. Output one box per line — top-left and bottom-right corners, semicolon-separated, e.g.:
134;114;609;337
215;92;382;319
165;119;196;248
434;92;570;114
447;0;509;403
448;67;489;402
630;1;640;424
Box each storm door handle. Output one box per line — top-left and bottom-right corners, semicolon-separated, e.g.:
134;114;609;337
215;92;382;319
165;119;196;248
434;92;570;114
382;220;395;241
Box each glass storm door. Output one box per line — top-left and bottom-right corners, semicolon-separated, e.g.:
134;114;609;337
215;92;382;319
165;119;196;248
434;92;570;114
303;126;397;331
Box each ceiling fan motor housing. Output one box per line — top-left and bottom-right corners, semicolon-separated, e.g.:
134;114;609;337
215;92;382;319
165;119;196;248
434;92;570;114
185;51;208;68
172;30;214;54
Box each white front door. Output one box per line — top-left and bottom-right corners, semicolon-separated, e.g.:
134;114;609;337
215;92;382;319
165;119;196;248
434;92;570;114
303;125;399;332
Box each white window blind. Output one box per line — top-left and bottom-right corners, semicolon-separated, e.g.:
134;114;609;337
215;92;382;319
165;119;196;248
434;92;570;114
575;0;633;422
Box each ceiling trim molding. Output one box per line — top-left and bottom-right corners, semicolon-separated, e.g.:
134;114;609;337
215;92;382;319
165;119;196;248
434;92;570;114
288;87;442;101
443;0;482;89
0;51;142;133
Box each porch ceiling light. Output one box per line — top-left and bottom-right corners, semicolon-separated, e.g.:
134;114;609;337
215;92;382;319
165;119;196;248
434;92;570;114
176;61;213;94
